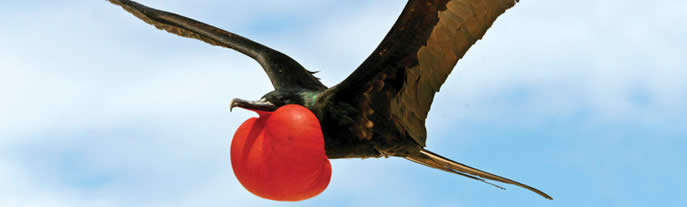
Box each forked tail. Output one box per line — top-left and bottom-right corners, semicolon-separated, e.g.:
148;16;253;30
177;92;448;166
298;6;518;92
405;149;553;200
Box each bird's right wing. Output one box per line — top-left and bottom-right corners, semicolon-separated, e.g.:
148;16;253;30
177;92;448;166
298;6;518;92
330;0;516;145
108;0;326;90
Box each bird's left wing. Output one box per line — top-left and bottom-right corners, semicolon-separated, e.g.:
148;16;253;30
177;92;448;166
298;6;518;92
108;0;326;90
331;0;517;146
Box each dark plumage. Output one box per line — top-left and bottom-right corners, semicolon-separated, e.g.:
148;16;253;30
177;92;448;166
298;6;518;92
109;0;552;200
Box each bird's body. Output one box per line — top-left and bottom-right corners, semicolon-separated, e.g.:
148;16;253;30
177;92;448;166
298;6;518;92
109;0;553;200
314;88;419;159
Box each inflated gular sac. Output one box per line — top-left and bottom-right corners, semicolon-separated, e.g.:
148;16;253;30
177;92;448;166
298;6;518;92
230;104;332;201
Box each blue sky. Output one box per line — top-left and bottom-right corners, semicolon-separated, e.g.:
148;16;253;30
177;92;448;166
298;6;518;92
1;0;685;206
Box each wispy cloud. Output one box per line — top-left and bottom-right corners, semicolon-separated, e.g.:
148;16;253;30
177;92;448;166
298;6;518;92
1;0;685;206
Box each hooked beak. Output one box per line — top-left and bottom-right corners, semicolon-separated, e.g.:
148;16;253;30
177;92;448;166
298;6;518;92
230;98;278;112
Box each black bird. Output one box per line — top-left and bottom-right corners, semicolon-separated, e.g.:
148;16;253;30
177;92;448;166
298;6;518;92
109;0;552;200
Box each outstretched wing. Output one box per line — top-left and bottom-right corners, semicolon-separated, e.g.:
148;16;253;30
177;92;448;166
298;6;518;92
333;0;517;145
108;0;326;90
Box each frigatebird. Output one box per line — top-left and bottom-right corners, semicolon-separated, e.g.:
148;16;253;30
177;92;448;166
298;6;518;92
109;0;552;200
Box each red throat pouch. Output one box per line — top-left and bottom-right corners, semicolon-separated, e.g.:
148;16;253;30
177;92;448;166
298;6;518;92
230;104;332;201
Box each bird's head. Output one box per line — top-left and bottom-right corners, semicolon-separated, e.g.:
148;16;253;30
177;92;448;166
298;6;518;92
230;90;317;112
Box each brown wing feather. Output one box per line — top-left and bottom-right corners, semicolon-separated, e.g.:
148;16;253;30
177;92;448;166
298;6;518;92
108;0;325;90
333;0;517;146
393;0;517;145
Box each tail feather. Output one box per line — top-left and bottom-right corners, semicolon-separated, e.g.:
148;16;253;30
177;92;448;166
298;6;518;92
406;149;553;200
405;156;506;190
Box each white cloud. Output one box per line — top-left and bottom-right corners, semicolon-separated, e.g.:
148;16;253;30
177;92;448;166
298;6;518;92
427;0;686;126
1;0;685;206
